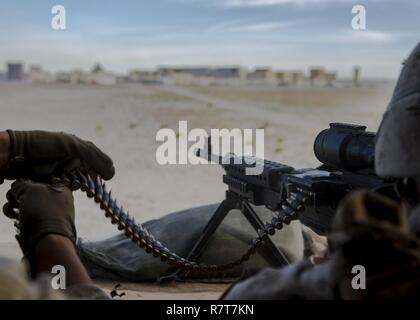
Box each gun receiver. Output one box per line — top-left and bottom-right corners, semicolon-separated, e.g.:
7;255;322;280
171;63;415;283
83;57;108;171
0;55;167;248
197;123;396;234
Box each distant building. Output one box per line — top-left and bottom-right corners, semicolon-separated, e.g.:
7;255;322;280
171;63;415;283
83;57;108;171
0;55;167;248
275;70;305;86
127;70;162;84
156;67;175;78
156;67;208;78
7;62;24;81
309;67;336;86
10;62;340;87
29;65;54;83
55;64;117;85
211;67;246;79
325;72;337;86
309;67;326;86
291;71;306;85
247;68;277;85
156;66;246;85
55;70;87;84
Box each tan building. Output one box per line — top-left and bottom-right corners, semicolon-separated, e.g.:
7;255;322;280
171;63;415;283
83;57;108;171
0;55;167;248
325;72;337;86
55;64;117;85
309;67;337;86
127;70;161;84
275;70;305;86
291;71;306;85
247;68;277;85
29;65;54;83
156;66;246;85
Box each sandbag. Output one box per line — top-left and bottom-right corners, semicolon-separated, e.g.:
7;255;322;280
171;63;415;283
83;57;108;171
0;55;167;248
76;203;304;282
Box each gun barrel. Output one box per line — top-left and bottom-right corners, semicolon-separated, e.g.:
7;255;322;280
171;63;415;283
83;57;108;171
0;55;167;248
195;148;224;164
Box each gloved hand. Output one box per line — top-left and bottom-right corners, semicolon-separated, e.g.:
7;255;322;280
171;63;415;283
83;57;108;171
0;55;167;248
3;179;76;255
0;130;115;182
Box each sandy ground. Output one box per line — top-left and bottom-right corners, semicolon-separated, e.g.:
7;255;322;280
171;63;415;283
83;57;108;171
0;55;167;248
96;280;228;300
0;81;395;299
0;243;228;299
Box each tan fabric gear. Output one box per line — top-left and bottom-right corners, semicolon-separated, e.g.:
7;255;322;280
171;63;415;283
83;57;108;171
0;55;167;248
332;190;408;233
0;258;63;300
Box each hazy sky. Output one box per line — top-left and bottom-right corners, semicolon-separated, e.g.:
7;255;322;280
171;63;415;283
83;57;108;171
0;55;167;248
1;0;419;78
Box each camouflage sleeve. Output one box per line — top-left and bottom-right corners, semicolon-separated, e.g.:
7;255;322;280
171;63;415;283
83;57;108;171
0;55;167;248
222;261;334;300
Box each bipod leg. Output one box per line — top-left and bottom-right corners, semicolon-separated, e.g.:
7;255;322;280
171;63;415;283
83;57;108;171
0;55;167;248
241;201;289;267
158;198;237;282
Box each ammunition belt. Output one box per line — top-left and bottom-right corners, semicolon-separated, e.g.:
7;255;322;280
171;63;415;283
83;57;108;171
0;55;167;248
53;171;307;274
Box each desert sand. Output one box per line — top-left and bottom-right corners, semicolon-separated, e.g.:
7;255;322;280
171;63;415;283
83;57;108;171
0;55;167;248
0;81;395;299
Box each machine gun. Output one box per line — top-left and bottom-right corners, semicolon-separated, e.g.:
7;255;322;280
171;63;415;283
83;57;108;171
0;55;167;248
173;123;398;275
3;123;399;278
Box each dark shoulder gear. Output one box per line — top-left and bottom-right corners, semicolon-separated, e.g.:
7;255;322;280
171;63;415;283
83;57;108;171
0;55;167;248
375;42;420;178
223;191;420;300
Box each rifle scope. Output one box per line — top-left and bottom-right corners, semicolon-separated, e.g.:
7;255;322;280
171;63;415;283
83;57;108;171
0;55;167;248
314;123;375;171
